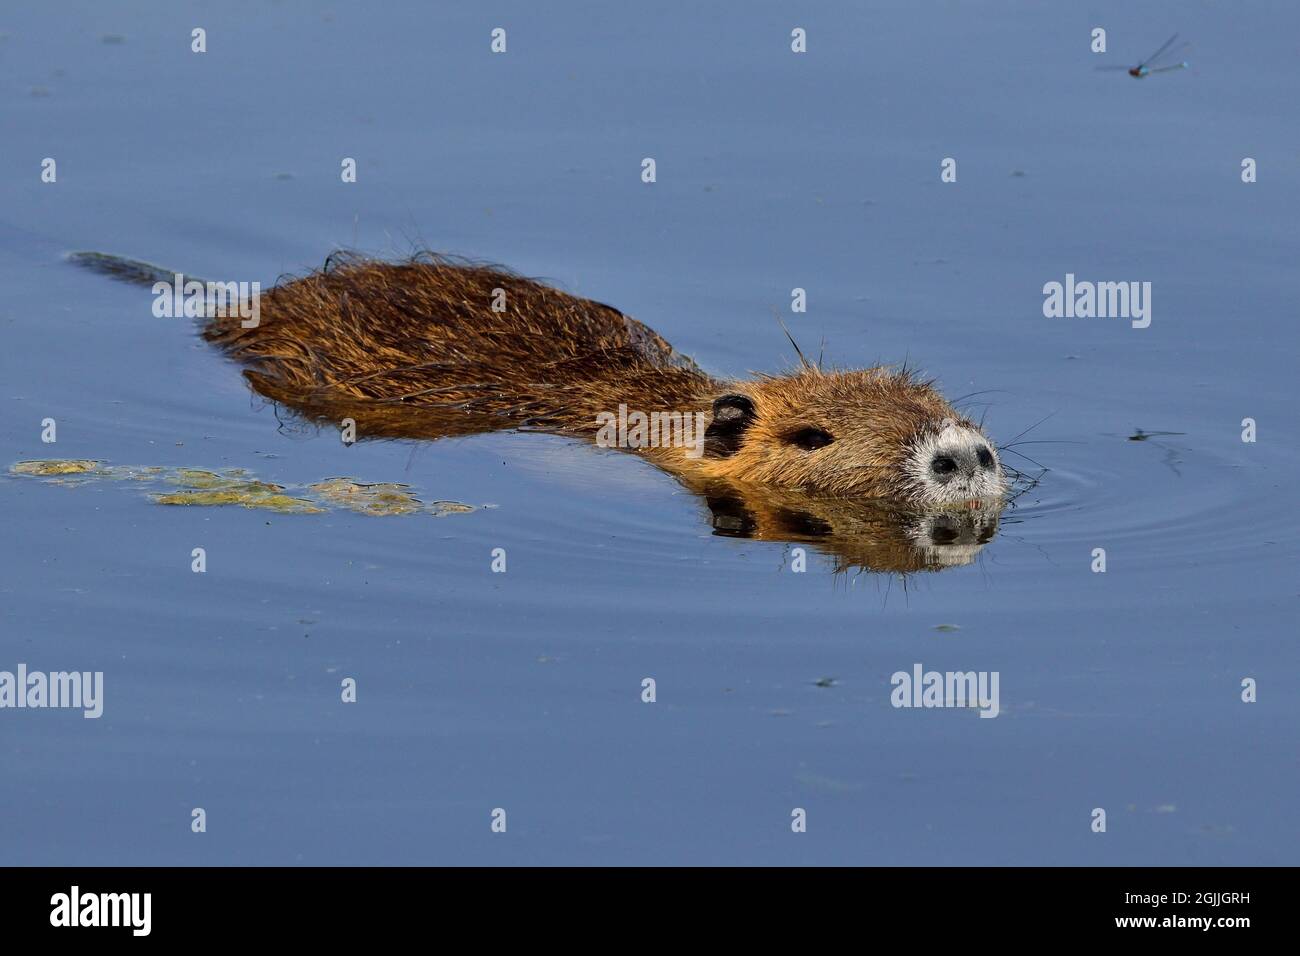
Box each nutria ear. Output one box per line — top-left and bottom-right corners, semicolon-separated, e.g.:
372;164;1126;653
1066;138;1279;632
704;394;756;458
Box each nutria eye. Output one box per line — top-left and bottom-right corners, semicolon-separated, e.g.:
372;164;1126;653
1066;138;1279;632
977;446;994;468
788;427;834;451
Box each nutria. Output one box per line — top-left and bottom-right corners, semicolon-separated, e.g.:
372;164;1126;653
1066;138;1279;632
70;250;1008;505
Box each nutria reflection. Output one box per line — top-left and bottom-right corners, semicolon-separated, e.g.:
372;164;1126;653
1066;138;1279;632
687;478;1002;573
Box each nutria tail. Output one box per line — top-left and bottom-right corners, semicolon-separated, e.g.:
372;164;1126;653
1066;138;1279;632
67;251;199;288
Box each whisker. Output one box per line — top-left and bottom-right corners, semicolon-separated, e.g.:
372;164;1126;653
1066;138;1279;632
1001;439;1082;447
1000;447;1049;470
1005;469;1045;502
771;308;813;371
1002;411;1058;448
949;388;1007;405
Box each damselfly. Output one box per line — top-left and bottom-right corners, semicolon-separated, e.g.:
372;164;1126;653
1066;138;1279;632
1096;33;1190;78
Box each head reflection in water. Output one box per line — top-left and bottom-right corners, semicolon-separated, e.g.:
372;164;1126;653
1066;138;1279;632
694;479;1003;574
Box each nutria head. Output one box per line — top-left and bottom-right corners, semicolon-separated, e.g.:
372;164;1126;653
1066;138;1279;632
697;367;1007;504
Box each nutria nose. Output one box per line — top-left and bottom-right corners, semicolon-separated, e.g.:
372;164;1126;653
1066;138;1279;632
931;444;997;478
930;448;996;479
931;455;959;475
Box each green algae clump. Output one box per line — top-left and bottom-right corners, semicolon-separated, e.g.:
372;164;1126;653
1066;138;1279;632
153;488;325;513
10;459;475;518
309;478;424;516
11;459;104;476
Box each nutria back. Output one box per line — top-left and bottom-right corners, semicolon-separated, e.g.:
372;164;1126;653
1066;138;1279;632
204;252;717;438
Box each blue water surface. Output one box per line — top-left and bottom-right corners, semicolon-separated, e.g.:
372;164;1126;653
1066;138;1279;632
1;0;1297;865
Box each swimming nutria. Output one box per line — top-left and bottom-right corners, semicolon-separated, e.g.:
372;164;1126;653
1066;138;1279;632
71;251;1007;505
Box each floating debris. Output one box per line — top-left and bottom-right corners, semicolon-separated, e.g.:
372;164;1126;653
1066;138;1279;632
310;478;425;516
9;460;477;518
166;468;269;490
1128;429;1185;442
10;460;171;487
154;489;324;513
933;623;962;632
150;467;322;513
12;459;103;476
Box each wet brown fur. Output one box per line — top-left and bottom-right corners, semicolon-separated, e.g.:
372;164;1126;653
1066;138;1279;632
201;253;986;500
